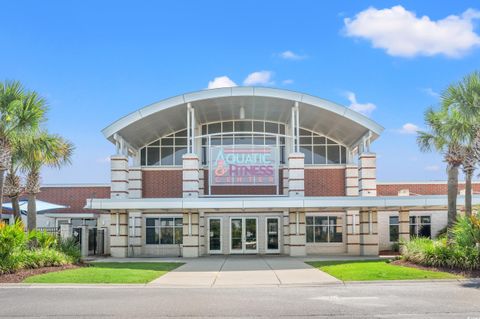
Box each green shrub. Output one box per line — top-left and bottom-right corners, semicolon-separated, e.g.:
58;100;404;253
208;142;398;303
56;237;81;263
28;230;57;249
20;248;72;269
0;221;28;273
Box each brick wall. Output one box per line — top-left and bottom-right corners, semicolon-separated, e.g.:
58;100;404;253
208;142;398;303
305;167;345;196
377;183;480;196
35;186;109;214
142;170;183;198
203;169;283;195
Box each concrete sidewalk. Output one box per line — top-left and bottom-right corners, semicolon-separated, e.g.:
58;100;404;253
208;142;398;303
149;255;341;287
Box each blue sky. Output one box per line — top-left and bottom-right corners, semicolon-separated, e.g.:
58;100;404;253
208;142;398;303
1;0;479;184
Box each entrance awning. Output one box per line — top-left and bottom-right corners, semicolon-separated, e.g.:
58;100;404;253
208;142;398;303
85;195;479;212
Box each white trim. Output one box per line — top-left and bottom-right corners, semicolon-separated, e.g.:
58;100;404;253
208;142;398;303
207;217;222;254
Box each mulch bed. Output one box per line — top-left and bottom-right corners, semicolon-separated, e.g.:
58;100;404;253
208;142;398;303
391;259;480;278
0;264;85;283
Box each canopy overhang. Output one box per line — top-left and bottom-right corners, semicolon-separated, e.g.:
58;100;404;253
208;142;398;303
85;195;478;212
103;87;384;150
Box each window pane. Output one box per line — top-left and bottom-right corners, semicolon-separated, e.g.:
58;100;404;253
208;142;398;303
418;225;431;238
299;129;310;136
148;140;160;146
327;146;340;164
330;225;343;242
161;147;174;165
146;218;157;227
174;147;187;165
140;148;146;166
146;227;159;244
313;146;326;164
306;226;314;243
161;218;174;226
176;129;187;137
315;226;328;242
421;216;431;224
300;145;312;164
409;216;416;224
306;216;314;225
389;216;399;225
315;216;328;225
161;138;174;146
253;135;265;145
279;124;285;135
175;218;183;226
147;148;160;165
340;146;347;163
175;137;187;146
313;136;326;144
390;225;399;242
202;125;207;135
265;122;278;134
223;135;233;145
223;121;233;132
300;136;312;145
265;137;276;145
326;138;336;144
253;121;264;132
236;121;252;132
160;227;174;244
208;123;221;134
410;225;417;237
211;137;221;145
235;135;252;144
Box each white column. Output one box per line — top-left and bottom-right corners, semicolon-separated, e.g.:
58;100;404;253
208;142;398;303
128;211;142;257
289;211;306;256
358;153;377;196
183;153;200;198
288;153;304;197
111;155;129;199
128;167;142;198
359;210;379;256
182;211;199;257
110;211;128;257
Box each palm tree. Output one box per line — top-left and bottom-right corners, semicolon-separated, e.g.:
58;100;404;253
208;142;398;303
417;108;464;235
0;82;46;218
4;164;23;221
20;131;73;231
440;72;480;216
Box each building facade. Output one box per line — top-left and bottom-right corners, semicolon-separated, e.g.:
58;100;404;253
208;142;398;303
66;88;478;257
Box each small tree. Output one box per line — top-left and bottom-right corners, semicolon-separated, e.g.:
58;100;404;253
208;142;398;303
20;132;73;231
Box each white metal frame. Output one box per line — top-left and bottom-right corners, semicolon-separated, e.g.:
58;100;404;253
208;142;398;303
207;217;223;254
265;216;281;254
229;216;259;254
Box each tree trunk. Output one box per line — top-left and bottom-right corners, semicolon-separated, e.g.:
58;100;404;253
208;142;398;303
465;170;473;217
27;193;37;231
0;168;5;221
447;164;459;242
11;195;21;222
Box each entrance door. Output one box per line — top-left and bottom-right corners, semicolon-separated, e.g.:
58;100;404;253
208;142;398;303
208;218;222;254
266;217;280;253
230;217;258;254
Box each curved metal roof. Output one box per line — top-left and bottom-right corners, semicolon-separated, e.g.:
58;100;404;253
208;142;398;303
103;87;384;149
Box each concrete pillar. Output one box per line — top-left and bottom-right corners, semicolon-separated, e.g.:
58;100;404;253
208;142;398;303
289;211;306;256
60;223;72;240
198;169;205;196
182;212;199;257
80;226;88;258
109;211;128;257
282;211;290;255
111;155;129;199
282;168;289;195
128;211;142;257
346;210;360;255
183;154;200;198
399;209;410;243
359;210;379;256
288;153;304;197
198;211;206;256
128;167;142;199
358;153;377;196
345;164;359;196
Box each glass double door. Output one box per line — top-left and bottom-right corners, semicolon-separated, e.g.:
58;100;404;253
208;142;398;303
230;217;258;254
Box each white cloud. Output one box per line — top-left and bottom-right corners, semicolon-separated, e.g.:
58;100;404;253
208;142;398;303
399;123;420;134
420;87;440;98
425;164;441;171
279;50;307;60
207;76;237;89
282;79;294;85
344;6;480;57
346;91;376;115
243;71;274;86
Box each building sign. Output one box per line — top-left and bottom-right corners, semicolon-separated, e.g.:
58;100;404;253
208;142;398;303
209;146;278;186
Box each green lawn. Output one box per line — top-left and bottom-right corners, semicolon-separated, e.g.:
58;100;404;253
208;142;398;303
307;260;460;281
23;262;183;284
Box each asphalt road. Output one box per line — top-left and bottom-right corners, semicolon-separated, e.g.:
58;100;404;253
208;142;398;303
1;281;480;318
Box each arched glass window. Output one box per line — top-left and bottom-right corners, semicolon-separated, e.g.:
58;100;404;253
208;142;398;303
140;129;187;166
139;122;347;166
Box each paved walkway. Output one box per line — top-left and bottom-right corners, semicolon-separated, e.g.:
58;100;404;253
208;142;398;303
148;255;341;287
